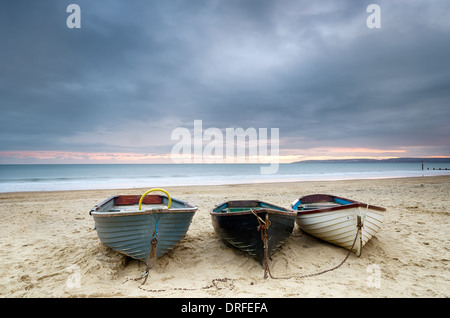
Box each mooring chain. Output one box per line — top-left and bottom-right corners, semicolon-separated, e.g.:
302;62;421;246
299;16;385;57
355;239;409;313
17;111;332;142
134;228;159;285
277;224;361;280
133;278;235;293
128;209;362;293
252;209;363;280
128;217;237;292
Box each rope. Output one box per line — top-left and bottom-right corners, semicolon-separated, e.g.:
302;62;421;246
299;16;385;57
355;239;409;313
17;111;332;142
153;218;160;239
250;209;272;278
361;203;369;224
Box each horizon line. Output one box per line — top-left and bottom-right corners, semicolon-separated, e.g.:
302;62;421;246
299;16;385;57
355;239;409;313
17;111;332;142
1;156;450;165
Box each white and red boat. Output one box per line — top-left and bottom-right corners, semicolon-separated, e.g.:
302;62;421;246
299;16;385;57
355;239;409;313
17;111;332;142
291;194;385;256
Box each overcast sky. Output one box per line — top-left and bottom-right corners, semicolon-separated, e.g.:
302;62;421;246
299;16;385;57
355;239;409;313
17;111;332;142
1;0;449;163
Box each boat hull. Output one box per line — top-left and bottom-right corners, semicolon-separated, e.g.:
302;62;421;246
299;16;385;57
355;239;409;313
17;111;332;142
292;194;385;256
211;200;296;262
90;195;197;265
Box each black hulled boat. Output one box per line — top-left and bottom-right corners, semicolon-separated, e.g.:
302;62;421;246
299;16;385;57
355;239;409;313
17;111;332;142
210;200;296;264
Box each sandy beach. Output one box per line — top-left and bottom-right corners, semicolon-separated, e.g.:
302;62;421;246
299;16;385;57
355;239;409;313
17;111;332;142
0;176;449;298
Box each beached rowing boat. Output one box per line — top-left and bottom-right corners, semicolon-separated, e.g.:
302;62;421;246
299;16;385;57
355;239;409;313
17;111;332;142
210;200;296;263
90;189;198;273
291;194;385;256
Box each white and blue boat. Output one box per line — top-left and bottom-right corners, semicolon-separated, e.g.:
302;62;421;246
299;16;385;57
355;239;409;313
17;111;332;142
90;188;197;278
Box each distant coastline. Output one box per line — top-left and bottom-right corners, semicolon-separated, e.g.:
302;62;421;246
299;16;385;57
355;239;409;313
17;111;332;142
292;157;450;164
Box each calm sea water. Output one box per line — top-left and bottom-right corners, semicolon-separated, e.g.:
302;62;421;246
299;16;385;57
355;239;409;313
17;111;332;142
0;162;449;193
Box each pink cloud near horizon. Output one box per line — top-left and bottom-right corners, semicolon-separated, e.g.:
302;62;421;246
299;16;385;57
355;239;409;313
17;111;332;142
0;148;448;164
0;151;172;164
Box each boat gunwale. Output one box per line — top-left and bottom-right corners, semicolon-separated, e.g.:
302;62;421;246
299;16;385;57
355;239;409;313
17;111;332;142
90;195;198;217
291;194;386;215
210;200;296;217
90;208;198;217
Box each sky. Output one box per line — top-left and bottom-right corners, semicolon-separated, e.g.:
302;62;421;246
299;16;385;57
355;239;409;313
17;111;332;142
1;0;449;164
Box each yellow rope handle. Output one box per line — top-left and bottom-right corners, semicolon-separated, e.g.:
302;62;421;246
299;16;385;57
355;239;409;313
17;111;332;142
138;188;172;210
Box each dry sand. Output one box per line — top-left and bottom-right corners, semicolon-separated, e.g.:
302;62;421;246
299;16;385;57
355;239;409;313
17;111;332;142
0;176;449;298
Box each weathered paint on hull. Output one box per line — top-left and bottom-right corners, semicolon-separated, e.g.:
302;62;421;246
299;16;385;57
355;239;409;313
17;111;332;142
296;207;384;255
210;200;296;263
93;212;195;263
90;195;197;266
212;212;295;262
292;194;385;256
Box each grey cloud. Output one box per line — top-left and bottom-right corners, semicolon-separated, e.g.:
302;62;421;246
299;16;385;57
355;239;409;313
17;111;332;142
0;0;449;156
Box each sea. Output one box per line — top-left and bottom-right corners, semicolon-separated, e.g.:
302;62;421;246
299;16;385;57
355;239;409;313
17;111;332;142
1;162;450;193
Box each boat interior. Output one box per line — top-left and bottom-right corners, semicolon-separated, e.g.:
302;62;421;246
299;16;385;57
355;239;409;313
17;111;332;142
213;200;286;213
99;195;181;212
293;195;354;211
